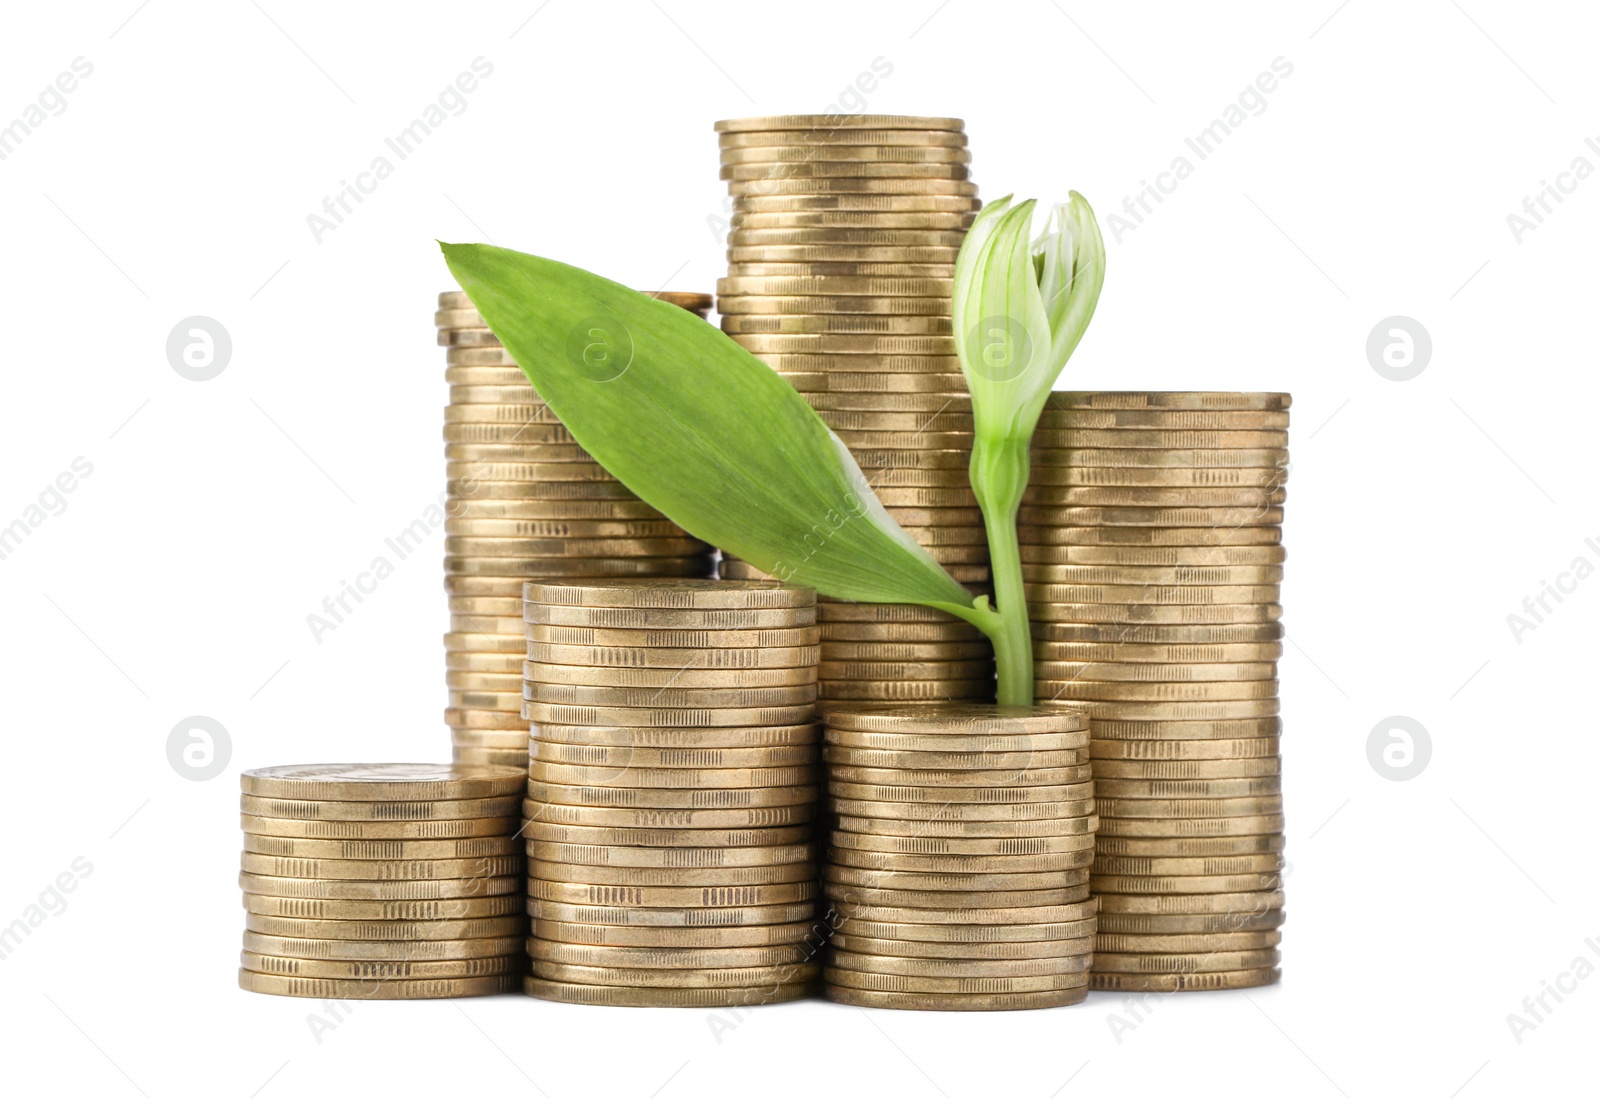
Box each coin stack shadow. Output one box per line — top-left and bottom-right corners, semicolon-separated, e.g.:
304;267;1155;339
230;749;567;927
436;290;718;768
237;763;527;999
819;703;1098;1010
710;113;994;704
1022;392;1290;992
520;579;826;1006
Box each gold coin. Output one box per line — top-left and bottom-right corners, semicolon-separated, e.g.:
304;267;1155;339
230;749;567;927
446;652;522;676
530;860;815;886
529;899;814;927
731;194;977;213
826;899;1097;927
822;702;1083;732
442;596;523;617
442;498;665;521
241;764;523;802
523;702;818;728
443;345;518;366
831;432;976;453
447;384;557;406
533;918;820;948
1032;446;1290;469
1096;816;1286;838
827;795;1094;823
1031;605;1283;628
1093;853;1283;878
532;724;819;749
821;730;1087;755
439;365;539;386
241;893;521;919
452;748;526;768
439;420;579;444
1032;428;1289;450
829;949;1089;979
1032;465;1289;488
1024;487;1287;509
528;761;818;792
1045;681;1279;703
240;951;520;981
527;780;817;809
725;175;976;192
722;159;970;179
1036;408;1290;430
238;794;520;821
726;224;968;243
525;976;811;1006
1033;624;1284;646
241;834;520;860
826;775;1093;801
780;368;968;389
527;939;816;969
243;913;523;940
840;917;1097;944
437;327;508;347
1036;644;1284;669
528;623;819;648
446;522;691;545
717;124;967;143
528;642;818;670
833;816;1095;841
1089;759;1281;780
831;831;1094;857
446;673;524;695
243;930;518;961
526;578;813;609
441;704;525;729
1093;948;1281;974
239;853;522;880
443;480;638;502
826;883;1089;909
525;604;816;630
828;848;1093;875
721;143;971;164
526;664;814;690
1020;507;1284;530
1022;546;1285;570
723;315;953;336
530;841;815;869
1087;968;1281;992
829;932;1093;960
1092;873;1284;896
813;623;981;644
525;683;817;709
447;690;525;713
239;970;519;998
1023;565;1285;587
1037;661;1277;684
529;742;814;769
447;730;526;753
446;558;712;580
733;210;971;228
816;660;992;683
1093;777;1282;799
824;864;1089;890
822;641;991;662
827;761;1092;786
443;460;622;484
1046;391;1290;411
240;815;514;840
817;601;968;623
808;394;973;416
1094;794;1283;817
730;333;955;354
824;967;1085;994
1095;911;1286;934
1098;890;1286;915
717;277;956;297
823;984;1087;1010
529;879;816;908
238;872;522;900
1089;732;1284;756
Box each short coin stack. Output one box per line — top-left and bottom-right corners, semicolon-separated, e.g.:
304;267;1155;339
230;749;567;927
521;579;825;1006
237;764;526;999
713;113;993;704
1022;391;1290;992
437;290;717;768
819;703;1098;1010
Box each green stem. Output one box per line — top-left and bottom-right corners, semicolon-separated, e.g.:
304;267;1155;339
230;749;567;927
981;498;1033;705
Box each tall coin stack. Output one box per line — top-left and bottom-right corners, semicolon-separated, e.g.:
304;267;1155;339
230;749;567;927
520;579;825;1006
237;764;527;999
820;703;1098;1010
437;290;718;768
712;114;993;704
1022;392;1290;992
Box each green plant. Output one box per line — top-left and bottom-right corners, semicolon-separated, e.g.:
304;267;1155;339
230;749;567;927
440;193;1103;706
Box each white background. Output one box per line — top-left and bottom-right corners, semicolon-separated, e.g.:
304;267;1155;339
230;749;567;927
0;1;1593;1095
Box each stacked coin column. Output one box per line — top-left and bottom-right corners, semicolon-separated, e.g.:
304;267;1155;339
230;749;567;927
712;114;994;704
1022;391;1290;993
820;703;1097;1010
520;579;824;1007
436;291;718;767
237;764;527;999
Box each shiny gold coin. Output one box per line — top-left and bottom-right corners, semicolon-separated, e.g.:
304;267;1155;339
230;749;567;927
452;747;526;768
239;853;522;881
448;537;706;559
443;480;638;502
821;743;1087;766
528;642;817;671
828;848;1093;875
822;641;991;662
525;976;811;1006
726;224;968;245
1045;680;1280;703
239;970;518;998
437;327;509;347
783;371;969;392
817;601;969;623
446;558;713;580
241;893;521;919
238;794;520;821
832;816;1095;842
243;913;523;940
1093;948;1282;974
1032;446;1290;469
526;801;813;833
529;742;814;769
524;683;817;710
721;143;971;164
530;859;815;887
723;315;953;337
816;660;992;682
446;673;525;694
1098;890;1286;915
828;798;1096;825
441;704;526;728
442;497;664;521
827;760;1093;786
527;780;817;810
1094;794;1283;818
825;777;1093;803
824;865;1090;893
1036;408;1290;430
1031;605;1283;628
822;701;1083;731
528;624;818;649
1024;566;1285;588
1037;661;1277;684
445;651;523;674
1095;910;1286;934
1033;623;1284;646
1093;777;1282;799
823;984;1087;1010
1096;816;1286;838
824;967;1086;994
831;431;976;453
523;702;818;728
240;951;520;981
1089;729;1283;755
238;872;521;900
809;395;974;417
1092;873;1284;896
525;604;815;630
717;276;954;297
813;624;982;647
447;730;526;752
241;834;519;860
525;663;815;690
438;420;578;444
442;596;523;617
717;125;968;144
439;365;540;386
826;883;1089;909
1020;506;1284;530
530;841;815;869
527;939;816;969
1032;464;1289;488
1088;759;1282;780
1092;850;1285;875
447;690;526;713
722;159;970;180
530;724;819;749
830;831;1094;857
1024;487;1287;509
828;949;1090;979
244;930;522;962
734;213;971;232
533;917;819;949
241;764;523;802
529;879;815;908
730;193;977;213
1032;428;1289;450
240;815;514;840
529;761;818;791
1035;643;1283;668
829;931;1093;961
1087;968;1281;992
442;345;518;366
444;520;689;543
840;917;1097;944
730;333;955;354
527;578;812;610
1022;547;1285;572
1045;391;1290;411
725;175;977;193
529;899;813;927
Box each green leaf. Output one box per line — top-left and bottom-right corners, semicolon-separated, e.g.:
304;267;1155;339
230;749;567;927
440;242;981;620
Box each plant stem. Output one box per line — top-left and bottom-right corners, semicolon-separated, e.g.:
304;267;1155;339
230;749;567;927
980;497;1034;705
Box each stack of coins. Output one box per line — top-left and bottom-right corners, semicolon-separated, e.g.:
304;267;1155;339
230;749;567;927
712;114;993;704
437;290;718;768
1022;391;1290;992
237;764;526;999
520;579;825;1006
819;703;1097;1010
